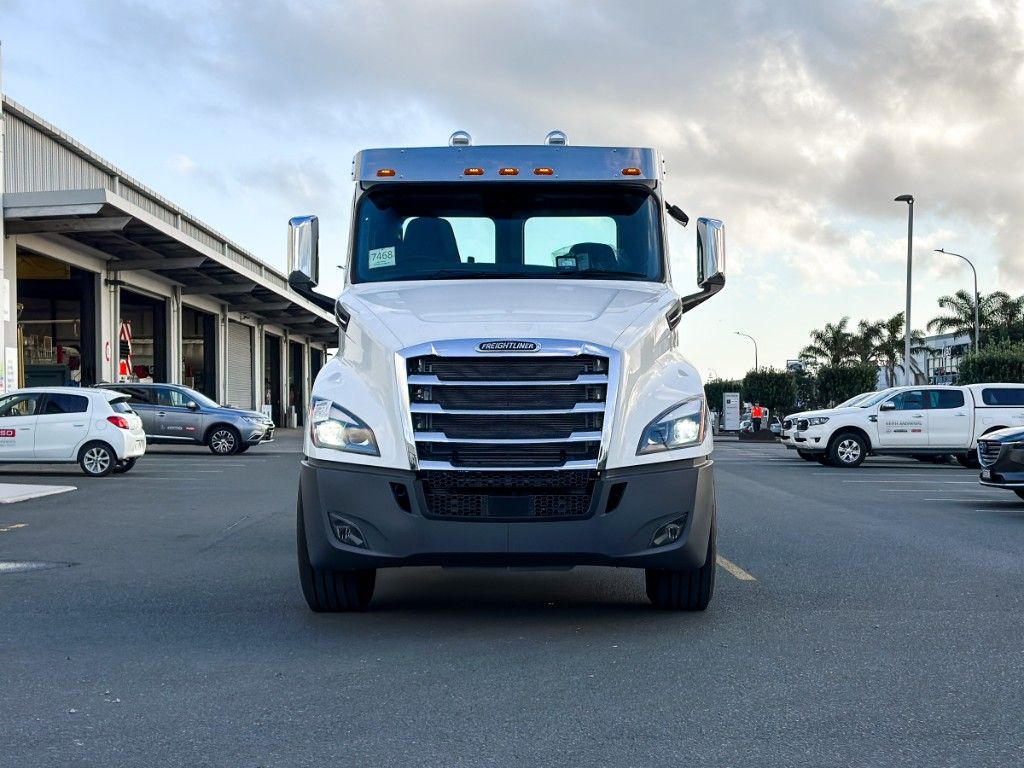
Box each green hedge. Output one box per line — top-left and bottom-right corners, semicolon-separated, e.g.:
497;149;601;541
703;378;743;412
958;341;1024;384
741;368;797;416
815;363;878;407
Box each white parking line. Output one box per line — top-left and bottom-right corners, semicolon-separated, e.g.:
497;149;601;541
718;556;756;581
842;480;977;484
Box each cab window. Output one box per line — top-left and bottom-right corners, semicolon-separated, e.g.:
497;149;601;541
926;390;965;409
0;393;41;417
120;387;155;405
41;393;89;414
889;390;925;410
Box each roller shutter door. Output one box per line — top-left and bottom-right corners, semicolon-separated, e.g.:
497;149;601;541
227;321;254;409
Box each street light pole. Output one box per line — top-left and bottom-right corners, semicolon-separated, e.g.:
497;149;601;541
735;332;758;372
895;195;914;383
935;248;980;353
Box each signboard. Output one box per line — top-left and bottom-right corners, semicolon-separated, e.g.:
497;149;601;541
723;392;741;431
3;347;17;395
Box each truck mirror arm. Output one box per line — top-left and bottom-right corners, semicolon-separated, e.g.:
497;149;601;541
678;274;726;315
287;277;338;313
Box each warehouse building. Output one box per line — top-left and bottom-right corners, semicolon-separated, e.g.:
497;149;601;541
0;95;337;426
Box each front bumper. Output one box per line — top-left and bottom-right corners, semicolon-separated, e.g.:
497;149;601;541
979;446;1024;489
792;429;828;452
242;422;275;445
299;457;716;571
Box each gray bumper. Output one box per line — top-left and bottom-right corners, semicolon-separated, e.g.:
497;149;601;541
299;458;716;571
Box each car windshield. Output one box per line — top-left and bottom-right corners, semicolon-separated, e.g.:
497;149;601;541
183;389;221;409
836;392;869;408
350;182;663;283
859;389;894;407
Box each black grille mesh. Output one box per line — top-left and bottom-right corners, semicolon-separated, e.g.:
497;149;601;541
978;441;1002;467
415;384;603;411
415;413;602;439
408;355;605;381
418;441;600;468
420;470;597;520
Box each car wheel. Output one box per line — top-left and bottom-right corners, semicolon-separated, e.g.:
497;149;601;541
645;518;716;611
297;492;376;612
797;450;816;462
957;452;980;469
79;442;116;477
829;432;867;468
113;457;137;474
208;426;241;456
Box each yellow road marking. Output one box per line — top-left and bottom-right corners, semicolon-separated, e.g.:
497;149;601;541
718;556;756;581
0;523;28;533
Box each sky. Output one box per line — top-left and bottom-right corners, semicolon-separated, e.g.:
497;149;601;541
1;0;1022;379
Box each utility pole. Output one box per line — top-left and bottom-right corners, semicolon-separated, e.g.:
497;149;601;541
734;331;758;372
895;195;914;383
935;248;980;353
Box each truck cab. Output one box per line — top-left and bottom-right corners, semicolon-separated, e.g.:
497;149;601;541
286;132;726;611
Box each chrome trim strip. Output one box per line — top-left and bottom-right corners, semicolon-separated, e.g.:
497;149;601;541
413;431;602;444
417;459;600;472
407;374;608;386
410;402;605;415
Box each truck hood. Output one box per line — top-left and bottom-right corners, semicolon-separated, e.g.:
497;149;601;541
343;279;672;349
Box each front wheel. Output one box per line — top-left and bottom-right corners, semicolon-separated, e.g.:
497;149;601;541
79;443;116;477
208;426;241;455
113;457;137;474
797;450;816;462
829;432;867;468
645;520;716;611
297;493;376;612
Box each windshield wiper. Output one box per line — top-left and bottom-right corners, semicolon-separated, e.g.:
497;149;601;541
557;269;650;280
405;270;532;280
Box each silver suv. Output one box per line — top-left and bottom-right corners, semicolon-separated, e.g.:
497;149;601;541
97;383;274;455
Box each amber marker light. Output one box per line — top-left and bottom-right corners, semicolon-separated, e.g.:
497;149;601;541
376;169;397;177
464;167;485;176
621;167;642;176
498;167;520;176
533;167;555;176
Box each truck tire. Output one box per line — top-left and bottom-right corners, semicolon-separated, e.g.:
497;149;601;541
645;519;715;611
297;493;375;612
829;432;867;468
957;453;980;469
797;450;816;462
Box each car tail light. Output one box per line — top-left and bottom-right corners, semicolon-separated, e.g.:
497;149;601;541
107;415;130;430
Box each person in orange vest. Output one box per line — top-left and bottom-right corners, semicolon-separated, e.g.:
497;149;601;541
751;403;764;432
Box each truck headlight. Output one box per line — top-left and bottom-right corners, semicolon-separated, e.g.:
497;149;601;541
637;396;706;455
807;416;830;426
309;397;379;456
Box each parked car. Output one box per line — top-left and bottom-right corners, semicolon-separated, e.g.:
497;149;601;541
977;426;1024;501
781;391;888;461
96;383;274;455
0;387;146;476
791;384;1024;468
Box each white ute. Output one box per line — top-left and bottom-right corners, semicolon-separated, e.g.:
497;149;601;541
790;384;1024;468
285;131;727;611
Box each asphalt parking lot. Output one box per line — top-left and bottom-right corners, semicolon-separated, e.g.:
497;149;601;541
2;436;1023;767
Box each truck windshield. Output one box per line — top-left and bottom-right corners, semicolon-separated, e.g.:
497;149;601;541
350;183;663;283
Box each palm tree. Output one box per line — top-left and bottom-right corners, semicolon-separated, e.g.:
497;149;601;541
875;312;928;386
927;289;1001;341
990;292;1024;342
849;319;881;364
800;317;854;369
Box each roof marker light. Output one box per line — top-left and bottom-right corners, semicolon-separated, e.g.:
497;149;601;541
449;130;472;147
498;167;520;176
533;167;554;176
464;167;485;176
545;130;568;146
376;168;397;177
621;167;642;176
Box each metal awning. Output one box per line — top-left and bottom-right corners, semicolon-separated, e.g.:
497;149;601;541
3;189;337;341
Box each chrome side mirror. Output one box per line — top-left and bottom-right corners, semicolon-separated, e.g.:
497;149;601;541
678;218;726;314
288;215;320;290
696;217;725;288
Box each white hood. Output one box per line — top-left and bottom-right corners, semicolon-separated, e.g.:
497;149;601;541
343;279;673;349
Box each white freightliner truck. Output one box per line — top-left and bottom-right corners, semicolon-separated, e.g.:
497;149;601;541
285;131;726;612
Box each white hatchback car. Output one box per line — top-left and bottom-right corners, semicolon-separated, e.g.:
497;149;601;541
0;387;146;476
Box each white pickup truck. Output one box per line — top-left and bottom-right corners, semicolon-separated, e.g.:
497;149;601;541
789;384;1024;468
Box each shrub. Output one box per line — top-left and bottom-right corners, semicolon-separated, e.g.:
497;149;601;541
741;368;797;417
816;363;879;407
958;341;1024;384
703;378;743;413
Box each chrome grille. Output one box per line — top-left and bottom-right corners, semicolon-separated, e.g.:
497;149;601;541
978;441;1003;467
405;348;610;470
